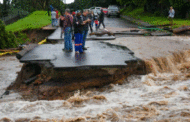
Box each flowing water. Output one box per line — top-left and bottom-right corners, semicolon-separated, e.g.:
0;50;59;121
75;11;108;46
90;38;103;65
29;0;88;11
0;51;190;121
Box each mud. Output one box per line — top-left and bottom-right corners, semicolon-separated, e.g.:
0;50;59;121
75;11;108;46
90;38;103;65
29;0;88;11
7;63;141;101
14;29;54;44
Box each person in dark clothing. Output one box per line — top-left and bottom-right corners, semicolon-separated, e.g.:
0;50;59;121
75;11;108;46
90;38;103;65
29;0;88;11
91;11;95;27
87;10;93;32
72;12;76;41
82;10;91;50
73;10;84;54
60;13;65;38
98;9;105;29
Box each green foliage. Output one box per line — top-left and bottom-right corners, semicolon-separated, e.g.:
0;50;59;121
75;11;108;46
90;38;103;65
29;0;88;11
126;7;144;19
132;0;147;7
11;0;65;13
122;7;190;28
118;0;190;19
6;11;51;32
16;31;31;44
0;19;17;49
154;11;161;16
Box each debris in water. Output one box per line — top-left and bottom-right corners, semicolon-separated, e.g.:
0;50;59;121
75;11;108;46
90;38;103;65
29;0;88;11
148;101;168;106
164;91;178;98
178;85;188;91
92;95;107;100
64;116;86;122
0;117;13;122
15;118;30;122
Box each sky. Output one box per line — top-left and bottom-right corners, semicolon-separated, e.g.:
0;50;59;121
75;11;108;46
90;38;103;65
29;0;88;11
0;0;74;4
65;0;75;4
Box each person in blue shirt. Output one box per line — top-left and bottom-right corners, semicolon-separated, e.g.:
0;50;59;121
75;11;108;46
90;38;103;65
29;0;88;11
50;5;54;12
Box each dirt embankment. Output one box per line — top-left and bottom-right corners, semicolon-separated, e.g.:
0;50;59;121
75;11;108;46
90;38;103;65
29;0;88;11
15;29;54;44
7;61;145;101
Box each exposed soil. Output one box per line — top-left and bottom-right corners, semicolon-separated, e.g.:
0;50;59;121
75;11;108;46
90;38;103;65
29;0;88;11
7;61;144;101
15;29;54;44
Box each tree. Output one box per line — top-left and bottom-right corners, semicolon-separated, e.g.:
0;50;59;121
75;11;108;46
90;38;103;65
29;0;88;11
0;19;17;49
2;0;11;17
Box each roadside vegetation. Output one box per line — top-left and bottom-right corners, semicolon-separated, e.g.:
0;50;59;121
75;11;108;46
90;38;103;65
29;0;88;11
0;11;51;49
6;11;51;32
118;0;190;28
121;7;190;28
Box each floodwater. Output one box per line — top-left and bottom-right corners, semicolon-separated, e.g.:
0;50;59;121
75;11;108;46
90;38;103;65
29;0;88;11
0;54;190;121
0;17;190;121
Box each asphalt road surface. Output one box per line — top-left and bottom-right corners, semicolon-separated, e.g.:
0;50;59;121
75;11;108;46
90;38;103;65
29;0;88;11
104;16;139;28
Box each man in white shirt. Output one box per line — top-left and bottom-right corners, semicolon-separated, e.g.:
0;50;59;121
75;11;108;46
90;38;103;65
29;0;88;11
51;9;56;27
168;6;175;25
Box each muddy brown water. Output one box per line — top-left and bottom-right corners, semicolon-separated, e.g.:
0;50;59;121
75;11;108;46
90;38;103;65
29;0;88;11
0;50;190;121
0;17;190;121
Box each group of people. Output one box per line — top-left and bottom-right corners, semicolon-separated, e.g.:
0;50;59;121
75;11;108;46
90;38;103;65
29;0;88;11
51;8;105;54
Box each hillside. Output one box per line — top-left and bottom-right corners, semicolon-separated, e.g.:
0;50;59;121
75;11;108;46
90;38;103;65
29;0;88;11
6;11;51;32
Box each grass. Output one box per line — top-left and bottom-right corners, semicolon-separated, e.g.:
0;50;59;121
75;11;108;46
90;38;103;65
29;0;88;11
6;11;51;32
122;7;190;28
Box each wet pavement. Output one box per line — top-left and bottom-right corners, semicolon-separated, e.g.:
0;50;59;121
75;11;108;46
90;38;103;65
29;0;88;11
104;16;139;28
20;41;137;69
23;17;140;69
47;17;140;41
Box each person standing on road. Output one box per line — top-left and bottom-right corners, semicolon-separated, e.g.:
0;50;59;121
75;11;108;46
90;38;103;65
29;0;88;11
63;9;73;52
168;6;175;25
73;10;84;54
82;10;91;50
94;17;99;31
72;11;76;41
55;9;59;26
90;11;95;28
51;9;56;27
98;9;105;29
60;13;65;38
88;10;93;33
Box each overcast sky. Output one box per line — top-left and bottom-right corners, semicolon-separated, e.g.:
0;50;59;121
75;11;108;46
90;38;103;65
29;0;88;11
65;0;74;4
0;0;74;4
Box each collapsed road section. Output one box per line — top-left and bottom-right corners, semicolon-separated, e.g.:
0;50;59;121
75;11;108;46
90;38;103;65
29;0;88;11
7;41;144;100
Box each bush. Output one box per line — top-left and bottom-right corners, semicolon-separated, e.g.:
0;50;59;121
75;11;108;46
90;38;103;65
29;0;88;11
16;31;31;44
154;11;161;16
0;19;30;49
0;19;17;49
